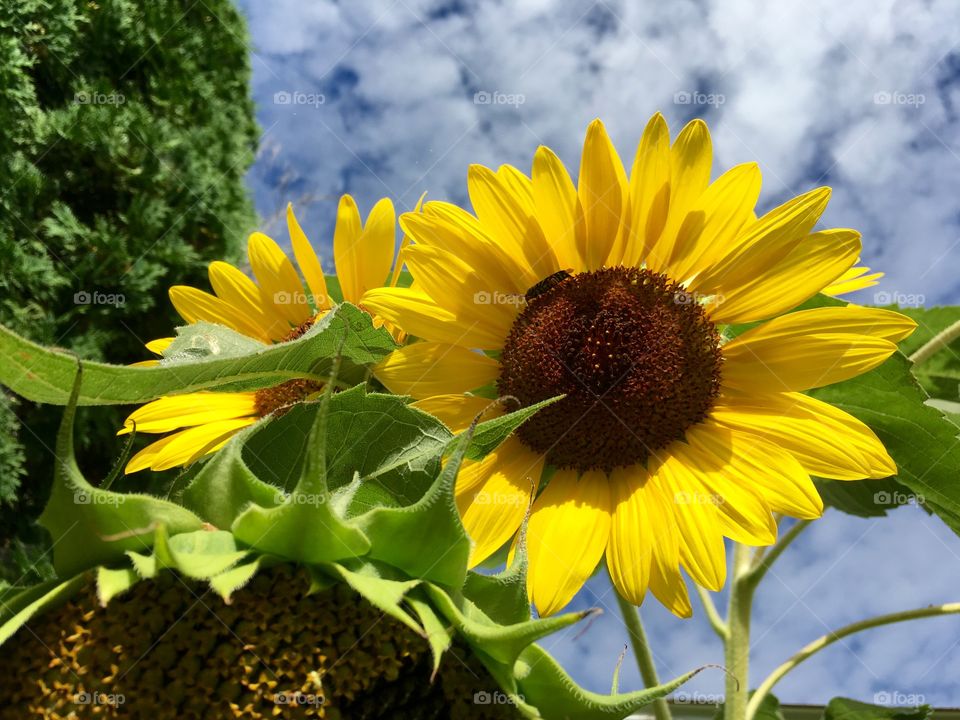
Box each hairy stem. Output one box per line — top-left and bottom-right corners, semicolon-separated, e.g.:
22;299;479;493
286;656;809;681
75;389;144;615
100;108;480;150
615;593;671;720
724;543;753;720
909;318;960;366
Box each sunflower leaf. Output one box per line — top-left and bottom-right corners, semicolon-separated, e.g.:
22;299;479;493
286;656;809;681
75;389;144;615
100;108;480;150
895;305;960;401
823;696;931;720
811;351;960;534
0;303;394;406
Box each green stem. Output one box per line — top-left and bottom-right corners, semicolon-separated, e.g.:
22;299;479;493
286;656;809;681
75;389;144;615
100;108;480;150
615;593;671;720
747;602;960;720
695;584;729;639
724;543;753;720
744;520;811;586
909;318;960;366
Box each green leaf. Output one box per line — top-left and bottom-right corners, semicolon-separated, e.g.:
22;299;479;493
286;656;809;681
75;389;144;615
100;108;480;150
0;303;394;406
325;561;423;635
462;533;531;625
514;644;704;720
896;305;960;401
163;321;265;359
814;477;919;519
38;367;205;577
0;574;88;646
824;697;931;720
811;352;960;534
407;589;453;679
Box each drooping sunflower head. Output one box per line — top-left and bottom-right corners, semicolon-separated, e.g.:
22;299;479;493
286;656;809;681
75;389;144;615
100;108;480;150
366;114;915;617
121;196;402;473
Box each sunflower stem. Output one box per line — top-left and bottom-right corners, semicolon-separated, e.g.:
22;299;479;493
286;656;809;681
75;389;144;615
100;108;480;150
909;318;960;366
695;584;729;639
744;520;811;587
747;602;960;720
724;543;753;720
614;593;672;720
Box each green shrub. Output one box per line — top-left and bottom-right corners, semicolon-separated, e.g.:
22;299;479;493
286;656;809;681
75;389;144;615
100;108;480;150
0;0;259;581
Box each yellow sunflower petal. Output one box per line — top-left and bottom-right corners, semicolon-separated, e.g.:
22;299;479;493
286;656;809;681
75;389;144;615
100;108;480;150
145;337;173;356
645;119;713;272
168;286;272;343
400;244;519;337
654;451;726;591
686;420;823;520
658;162;762;282
642;472;692;618
668;434;777;545
623;112;672;267
119;392;258;435
722;307;908;393
709;229;861;324
824;266;884;296
577;119;627;270
468;164;557;280
248;231;311;327
287;203;331;310
208;261;287;341
332;194;364;303
605;466;653;606
526;469;611;616
355;197;397;304
375;342;500;400
419;201;532;291
125;417;255;473
691;187;832;295
412;394;498;434
456;436;542;566
362;287;510;351
531;145;586;271
713;391;895;480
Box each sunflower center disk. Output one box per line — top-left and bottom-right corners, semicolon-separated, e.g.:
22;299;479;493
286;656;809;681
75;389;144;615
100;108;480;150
497;266;723;472
254;379;324;418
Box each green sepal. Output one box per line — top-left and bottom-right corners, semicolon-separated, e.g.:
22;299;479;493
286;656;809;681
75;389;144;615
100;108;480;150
209;557;270;603
0;303;394;406
461;396;563;460
462;527;531;625
38;366;205;577
353;406;477;588
324;560;423;635
514;643;704;719
423;582;594;667
96;566;141;606
406;588;454;679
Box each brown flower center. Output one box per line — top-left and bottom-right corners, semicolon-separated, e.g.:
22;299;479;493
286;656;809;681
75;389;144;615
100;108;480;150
496;266;723;472
254;379;324;418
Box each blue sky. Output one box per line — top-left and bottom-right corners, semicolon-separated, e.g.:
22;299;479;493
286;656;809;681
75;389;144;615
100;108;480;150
233;0;960;707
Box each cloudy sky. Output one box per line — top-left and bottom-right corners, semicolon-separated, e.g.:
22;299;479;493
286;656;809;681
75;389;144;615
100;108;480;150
233;0;960;707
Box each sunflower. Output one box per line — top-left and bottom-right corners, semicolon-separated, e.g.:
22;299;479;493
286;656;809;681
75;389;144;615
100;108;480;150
121;195;400;473
364;114;915;617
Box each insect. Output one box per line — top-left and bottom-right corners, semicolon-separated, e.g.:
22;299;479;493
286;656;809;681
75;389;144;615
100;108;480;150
525;269;574;301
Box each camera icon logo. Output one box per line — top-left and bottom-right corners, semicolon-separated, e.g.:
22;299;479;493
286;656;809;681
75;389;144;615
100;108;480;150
474;90;492;105
274;91;292;105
